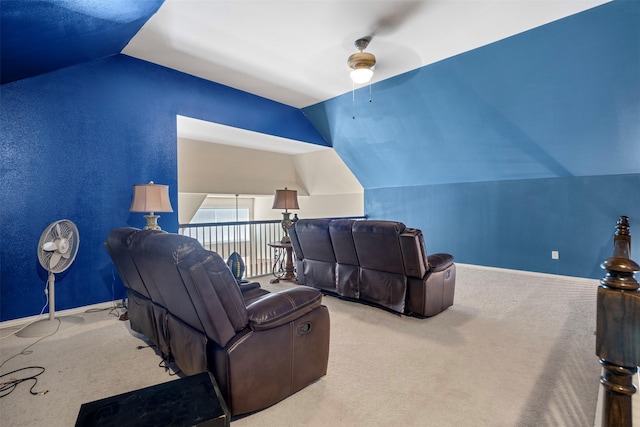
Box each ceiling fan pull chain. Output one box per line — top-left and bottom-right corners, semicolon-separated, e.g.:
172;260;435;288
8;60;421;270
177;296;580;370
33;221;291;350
352;81;356;119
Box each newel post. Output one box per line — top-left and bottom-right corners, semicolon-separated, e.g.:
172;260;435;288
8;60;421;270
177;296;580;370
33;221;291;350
596;216;640;427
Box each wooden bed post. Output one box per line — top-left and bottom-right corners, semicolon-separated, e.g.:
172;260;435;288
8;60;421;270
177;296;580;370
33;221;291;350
596;216;640;427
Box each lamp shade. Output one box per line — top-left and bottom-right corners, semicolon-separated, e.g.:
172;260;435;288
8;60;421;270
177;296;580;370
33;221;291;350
272;188;299;211
130;182;173;213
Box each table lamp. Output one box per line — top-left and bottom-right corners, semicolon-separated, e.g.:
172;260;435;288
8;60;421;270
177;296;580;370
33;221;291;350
272;187;299;243
130;181;173;230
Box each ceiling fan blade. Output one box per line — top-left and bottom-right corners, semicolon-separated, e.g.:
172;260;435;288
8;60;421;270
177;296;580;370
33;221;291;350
369;2;425;37
49;252;62;269
43;241;58;251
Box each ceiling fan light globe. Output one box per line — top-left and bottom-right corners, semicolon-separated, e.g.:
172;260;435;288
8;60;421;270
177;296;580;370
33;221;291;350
350;68;374;84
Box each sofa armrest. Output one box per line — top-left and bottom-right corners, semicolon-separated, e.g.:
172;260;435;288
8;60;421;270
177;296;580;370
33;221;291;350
238;280;261;292
246;287;322;331
427;253;454;272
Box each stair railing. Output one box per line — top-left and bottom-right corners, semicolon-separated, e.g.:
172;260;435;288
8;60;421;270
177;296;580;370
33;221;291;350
179;216;367;279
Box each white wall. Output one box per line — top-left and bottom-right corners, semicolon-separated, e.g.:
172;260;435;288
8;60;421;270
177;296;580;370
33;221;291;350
178;138;301;196
293;149;363;195
254;193;364;221
177;137;364;223
178;193;207;224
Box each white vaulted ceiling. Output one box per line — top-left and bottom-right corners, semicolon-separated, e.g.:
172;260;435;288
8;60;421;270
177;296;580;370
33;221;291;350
2;0;611;148
123;0;610;108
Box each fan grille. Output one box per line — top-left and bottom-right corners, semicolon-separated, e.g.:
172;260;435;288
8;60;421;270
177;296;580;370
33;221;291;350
38;219;80;273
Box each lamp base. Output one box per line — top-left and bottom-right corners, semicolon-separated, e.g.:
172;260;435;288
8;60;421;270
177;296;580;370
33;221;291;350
280;212;293;243
144;214;161;230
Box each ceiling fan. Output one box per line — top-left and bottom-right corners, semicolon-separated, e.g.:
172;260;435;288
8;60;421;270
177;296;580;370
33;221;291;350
347;36;376;84
345;2;425;85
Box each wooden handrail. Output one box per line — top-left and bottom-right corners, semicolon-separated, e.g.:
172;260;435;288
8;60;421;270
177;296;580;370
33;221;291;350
596;215;640;427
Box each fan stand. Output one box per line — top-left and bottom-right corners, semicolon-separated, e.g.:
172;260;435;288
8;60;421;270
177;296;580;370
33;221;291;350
16;271;84;338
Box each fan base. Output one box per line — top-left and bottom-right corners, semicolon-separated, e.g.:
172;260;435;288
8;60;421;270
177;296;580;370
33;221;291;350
16;315;84;338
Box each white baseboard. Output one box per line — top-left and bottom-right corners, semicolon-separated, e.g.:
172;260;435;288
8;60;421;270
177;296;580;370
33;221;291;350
0;300;121;330
456;263;600;285
1;266;598;330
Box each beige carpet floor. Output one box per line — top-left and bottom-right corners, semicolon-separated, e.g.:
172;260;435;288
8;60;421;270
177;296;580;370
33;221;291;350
0;265;625;426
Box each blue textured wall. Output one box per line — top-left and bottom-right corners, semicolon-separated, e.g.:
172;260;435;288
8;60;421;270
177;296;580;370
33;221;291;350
2;1;639;322
0;0;164;84
0;55;327;322
366;174;639;278
304;1;640;278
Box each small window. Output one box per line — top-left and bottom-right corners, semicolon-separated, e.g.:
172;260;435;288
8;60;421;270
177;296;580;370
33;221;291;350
190;208;249;244
190;207;249;224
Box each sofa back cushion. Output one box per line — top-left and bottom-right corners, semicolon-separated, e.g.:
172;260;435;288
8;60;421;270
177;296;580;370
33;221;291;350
352;220;406;276
294;219;336;291
295;219;336;263
104;227;159;299
329;219;359;265
129;231;248;347
176;246;249;346
127;229;171;307
329;219;359;298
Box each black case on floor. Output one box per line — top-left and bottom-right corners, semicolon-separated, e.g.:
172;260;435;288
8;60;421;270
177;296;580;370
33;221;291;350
75;372;229;427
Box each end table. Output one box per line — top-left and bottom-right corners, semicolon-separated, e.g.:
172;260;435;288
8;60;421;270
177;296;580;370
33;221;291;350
267;241;297;283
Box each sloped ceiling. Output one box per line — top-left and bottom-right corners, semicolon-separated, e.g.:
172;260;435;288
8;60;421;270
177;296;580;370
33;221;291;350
2;0;610;107
4;0;631;187
303;1;640;187
0;0;163;84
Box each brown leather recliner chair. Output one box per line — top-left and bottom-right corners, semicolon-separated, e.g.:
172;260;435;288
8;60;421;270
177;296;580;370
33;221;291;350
289;219;455;317
105;228;330;416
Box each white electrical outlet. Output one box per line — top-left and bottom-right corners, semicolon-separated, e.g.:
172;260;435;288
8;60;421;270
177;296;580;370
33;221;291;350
552;251;559;260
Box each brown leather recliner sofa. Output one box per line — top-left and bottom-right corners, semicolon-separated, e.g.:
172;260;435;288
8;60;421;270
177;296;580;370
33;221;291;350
288;219;455;317
104;227;330;416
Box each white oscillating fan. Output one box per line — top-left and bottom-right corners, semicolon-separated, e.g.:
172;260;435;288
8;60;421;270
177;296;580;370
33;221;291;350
17;219;83;337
